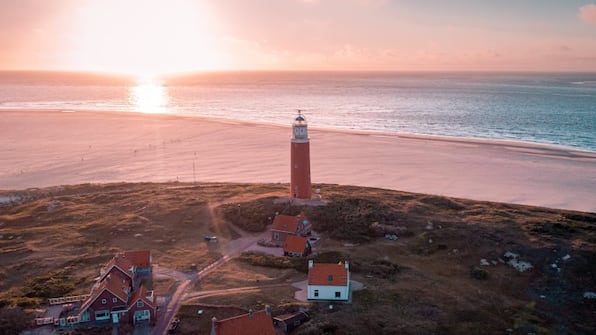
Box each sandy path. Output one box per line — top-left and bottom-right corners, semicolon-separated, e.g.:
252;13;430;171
1;109;595;212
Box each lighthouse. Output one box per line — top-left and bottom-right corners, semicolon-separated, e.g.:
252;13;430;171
290;111;312;199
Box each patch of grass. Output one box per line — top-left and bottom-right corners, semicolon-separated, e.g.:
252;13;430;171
512;301;553;335
218;197;290;232
197;286;298;310
305;196;401;242
22;271;75;299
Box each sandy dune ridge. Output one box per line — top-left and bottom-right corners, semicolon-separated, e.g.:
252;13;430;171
1;109;595;212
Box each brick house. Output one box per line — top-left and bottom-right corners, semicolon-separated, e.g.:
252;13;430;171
126;285;156;324
78;250;156;325
283;235;311;257
271;212;312;245
210;306;275;335
78;272;131;323
307;260;350;301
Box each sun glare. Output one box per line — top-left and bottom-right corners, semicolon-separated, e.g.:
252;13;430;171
129;77;170;114
68;0;225;76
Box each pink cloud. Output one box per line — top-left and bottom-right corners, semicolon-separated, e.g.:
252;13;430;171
579;4;596;24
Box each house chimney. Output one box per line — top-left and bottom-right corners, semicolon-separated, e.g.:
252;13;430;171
344;261;349;270
265;305;271;316
308;260;314;269
210;317;218;335
248;309;254;319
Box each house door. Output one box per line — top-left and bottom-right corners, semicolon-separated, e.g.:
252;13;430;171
134;310;151;323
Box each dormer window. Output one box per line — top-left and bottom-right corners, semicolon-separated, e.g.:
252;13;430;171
328;275;333;282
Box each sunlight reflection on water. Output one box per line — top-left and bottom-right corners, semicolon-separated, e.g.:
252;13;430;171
129;77;170;114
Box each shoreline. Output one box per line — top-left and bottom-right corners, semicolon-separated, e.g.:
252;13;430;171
1;109;595;212
3;108;595;156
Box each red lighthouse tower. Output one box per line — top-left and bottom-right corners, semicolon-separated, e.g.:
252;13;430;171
290;111;312;199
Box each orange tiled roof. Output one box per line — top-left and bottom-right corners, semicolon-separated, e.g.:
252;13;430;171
283;235;308;254
308;262;349;286
271;215;299;233
213;309;275;335
103;272;131;302
128;284;155;309
272;212;309;232
121;250;151;268
100;255;134;281
80;271;130;314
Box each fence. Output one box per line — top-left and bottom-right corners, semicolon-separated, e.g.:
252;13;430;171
48;294;90;305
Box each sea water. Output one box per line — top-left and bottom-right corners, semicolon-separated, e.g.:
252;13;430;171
1;71;595;152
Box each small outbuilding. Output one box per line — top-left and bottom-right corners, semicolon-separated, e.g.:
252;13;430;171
273;311;310;333
283;235;311;257
307;260;350;301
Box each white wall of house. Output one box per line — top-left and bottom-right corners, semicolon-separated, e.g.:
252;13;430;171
307;284;350;301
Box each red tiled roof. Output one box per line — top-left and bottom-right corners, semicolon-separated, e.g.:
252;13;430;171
308;262;349;286
121;250;151;268
283;235;308;254
128;285;155;309
271;215;299;233
103;272;131;302
100;255;134;282
213;310;275;335
79;271;130;314
272;212;309;233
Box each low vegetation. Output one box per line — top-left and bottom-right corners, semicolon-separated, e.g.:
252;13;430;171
1;182;595;334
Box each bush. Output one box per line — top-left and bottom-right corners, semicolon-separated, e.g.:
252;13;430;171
22;271;75;299
219;197;295;232
306;196;401;242
238;252;301;269
470;266;488;280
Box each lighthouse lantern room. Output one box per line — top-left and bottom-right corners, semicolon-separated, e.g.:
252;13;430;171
290;111;312;199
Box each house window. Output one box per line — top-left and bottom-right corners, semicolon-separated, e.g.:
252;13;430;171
314;290;319;297
101;298;107;305
80;311;90;322
328;275;333;282
335;291;341;298
273;232;279;240
137;300;144;308
113;298;118;303
95;310;110;321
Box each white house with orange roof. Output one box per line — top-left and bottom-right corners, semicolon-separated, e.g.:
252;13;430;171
307;260;350;301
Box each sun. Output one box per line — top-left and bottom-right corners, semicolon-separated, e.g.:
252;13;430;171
67;0;226;76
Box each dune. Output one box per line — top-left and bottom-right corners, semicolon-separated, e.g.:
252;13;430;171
1;109;595;212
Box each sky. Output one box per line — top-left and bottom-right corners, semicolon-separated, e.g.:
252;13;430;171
0;0;595;75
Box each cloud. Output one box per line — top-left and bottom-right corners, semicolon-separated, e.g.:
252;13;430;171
579;4;596;24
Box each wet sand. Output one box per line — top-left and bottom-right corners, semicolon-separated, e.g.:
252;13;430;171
1;109;595;212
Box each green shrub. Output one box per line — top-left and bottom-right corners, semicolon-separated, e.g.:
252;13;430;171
22;271;75;299
219;197;295;232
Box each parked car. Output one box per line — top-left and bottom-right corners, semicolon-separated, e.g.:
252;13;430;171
203;235;218;242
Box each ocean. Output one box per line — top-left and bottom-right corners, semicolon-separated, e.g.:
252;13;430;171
1;71;595;152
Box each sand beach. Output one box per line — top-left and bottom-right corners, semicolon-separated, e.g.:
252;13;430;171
1;109;595;212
